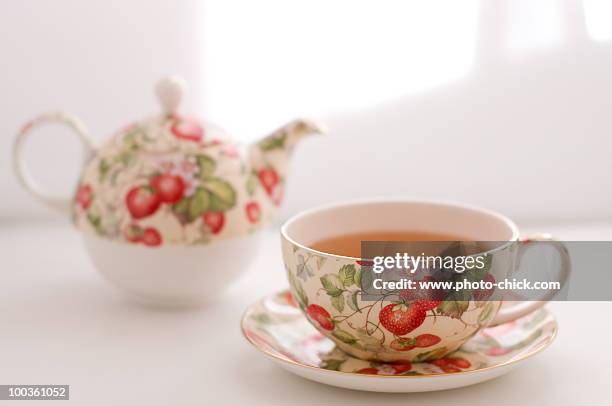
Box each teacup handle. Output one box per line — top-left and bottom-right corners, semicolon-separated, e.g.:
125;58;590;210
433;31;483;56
13;112;96;213
489;233;571;326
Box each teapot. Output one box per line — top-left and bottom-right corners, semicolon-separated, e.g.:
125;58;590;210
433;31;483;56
14;76;324;306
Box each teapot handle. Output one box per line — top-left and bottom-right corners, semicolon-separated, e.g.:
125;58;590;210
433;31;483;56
13;112;96;214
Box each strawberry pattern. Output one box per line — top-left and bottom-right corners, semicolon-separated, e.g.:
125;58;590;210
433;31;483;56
283;240;504;362
72;115;289;246
76;184;93;209
242;291;557;376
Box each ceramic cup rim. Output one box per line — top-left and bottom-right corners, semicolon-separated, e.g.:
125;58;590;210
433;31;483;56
280;198;520;261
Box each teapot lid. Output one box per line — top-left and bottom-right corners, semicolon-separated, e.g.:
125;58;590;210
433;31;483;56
155;76;188;117
105;76;231;151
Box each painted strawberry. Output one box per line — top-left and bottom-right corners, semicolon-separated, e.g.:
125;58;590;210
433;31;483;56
356;367;380;375
285;292;298;307
76;184;93;209
258;167;280;195
415;299;442;312
400;276;445;309
306;304;334;331
150;174;185;204
126;186;161;219
390;362;412;374
222;145;240;158
390;337;416;351
142;227;162;247
431;357;471;373
245;201;261;223
202;211;225;234
447;357;471;369
399;288;417;302
485;347;511;356
432;362;460;373
170;117;203;142
474;273;496;300
415;333;441;348
124;224;144;243
356;362;412;375
379;303;426;336
272;185;284;207
431;358;449;368
390;333;441;351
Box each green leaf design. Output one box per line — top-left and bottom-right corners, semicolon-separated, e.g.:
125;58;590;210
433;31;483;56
332;329;357;345
98;159;111;182
195;154;216;179
331;295;345;312
172;197;192;224
252;313;273;325
413;347;448;362
345;291;361;313
346;296;357;312
113;151;134;166
436;300;470;319
246;172;257;196
354;268;362;287
316;256;327;270
86;212;104;236
354;328;383;350
509;330;542;351
358;266;376;292
208;194;223;212
297;287;308;308
338;264;356;287
124;224;143;241
202;178;236;211
287;269;298;287
321;359;345;371
461;254;492;284
478;302;496;324
123;130;139;147
192;236;211;245
188;188;210;221
173;197;190;214
258;133;287;151
320;274;343;297
287;271;308;308
351;291;361;312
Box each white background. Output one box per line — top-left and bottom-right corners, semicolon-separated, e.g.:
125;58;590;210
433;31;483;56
1;0;612;223
1;1;612;405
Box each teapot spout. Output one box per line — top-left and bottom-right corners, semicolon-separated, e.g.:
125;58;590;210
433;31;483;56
249;119;325;206
250;118;325;164
255;119;325;154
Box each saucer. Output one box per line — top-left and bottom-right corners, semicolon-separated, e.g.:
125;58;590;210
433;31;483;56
241;290;558;393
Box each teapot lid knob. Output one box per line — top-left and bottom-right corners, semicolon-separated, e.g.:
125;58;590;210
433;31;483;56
155;75;186;116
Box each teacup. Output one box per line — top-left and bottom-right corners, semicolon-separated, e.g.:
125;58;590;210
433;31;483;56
281;200;570;362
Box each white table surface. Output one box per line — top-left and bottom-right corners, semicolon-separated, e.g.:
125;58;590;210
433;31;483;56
1;219;611;405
